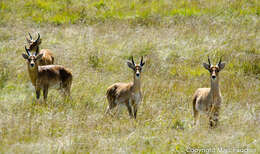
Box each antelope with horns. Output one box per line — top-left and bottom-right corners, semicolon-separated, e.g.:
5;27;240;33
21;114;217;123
192;57;225;127
105;57;145;119
26;32;54;65
22;46;72;102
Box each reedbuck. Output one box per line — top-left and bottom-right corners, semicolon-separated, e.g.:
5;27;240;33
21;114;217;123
22;46;72;102
106;57;145;119
192;57;225;127
26;32;54;65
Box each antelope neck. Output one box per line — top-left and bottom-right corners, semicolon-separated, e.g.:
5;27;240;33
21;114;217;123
133;76;141;91
27;64;39;86
210;78;220;97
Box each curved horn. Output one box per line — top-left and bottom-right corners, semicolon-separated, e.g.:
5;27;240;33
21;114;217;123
131;56;135;65
218;56;222;66
208;56;211;66
35;32;40;43
140;56;145;66
25;46;30;56
28;32;33;40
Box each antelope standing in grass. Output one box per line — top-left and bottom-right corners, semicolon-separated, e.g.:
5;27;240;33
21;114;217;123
26;32;54;65
22;46;72;102
192;57;225;127
105;57;145;119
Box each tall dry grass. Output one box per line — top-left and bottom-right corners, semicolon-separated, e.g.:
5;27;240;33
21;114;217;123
0;0;259;153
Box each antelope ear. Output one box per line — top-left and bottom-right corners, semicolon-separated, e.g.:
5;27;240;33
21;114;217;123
127;61;135;70
203;63;210;70
218;62;225;70
22;53;28;59
36;53;43;60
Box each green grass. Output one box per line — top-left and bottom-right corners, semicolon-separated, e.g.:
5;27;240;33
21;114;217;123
0;0;258;25
0;0;259;153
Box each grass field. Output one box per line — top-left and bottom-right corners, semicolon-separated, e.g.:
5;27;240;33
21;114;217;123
0;0;259;153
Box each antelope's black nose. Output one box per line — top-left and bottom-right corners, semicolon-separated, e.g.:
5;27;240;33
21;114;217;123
212;75;216;79
30;63;34;67
136;73;140;77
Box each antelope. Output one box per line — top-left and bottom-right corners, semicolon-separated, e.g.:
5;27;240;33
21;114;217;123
105;57;145;119
22;46;72;102
192;57;225;128
26;32;54;65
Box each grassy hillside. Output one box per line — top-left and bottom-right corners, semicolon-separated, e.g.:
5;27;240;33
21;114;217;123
0;0;259;153
0;0;258;25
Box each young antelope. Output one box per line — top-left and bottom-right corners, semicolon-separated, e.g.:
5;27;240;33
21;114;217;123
105;57;145;119
192;57;225;127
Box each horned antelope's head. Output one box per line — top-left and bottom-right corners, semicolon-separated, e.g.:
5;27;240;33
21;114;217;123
26;32;42;51
127;56;145;79
22;46;43;68
203;56;225;81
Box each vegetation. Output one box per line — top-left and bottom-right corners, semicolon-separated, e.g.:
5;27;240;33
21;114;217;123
0;0;258;25
0;0;259;153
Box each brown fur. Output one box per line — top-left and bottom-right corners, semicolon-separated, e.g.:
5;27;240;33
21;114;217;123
22;50;72;102
105;57;145;119
192;58;225;127
26;33;54;65
38;49;54;65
